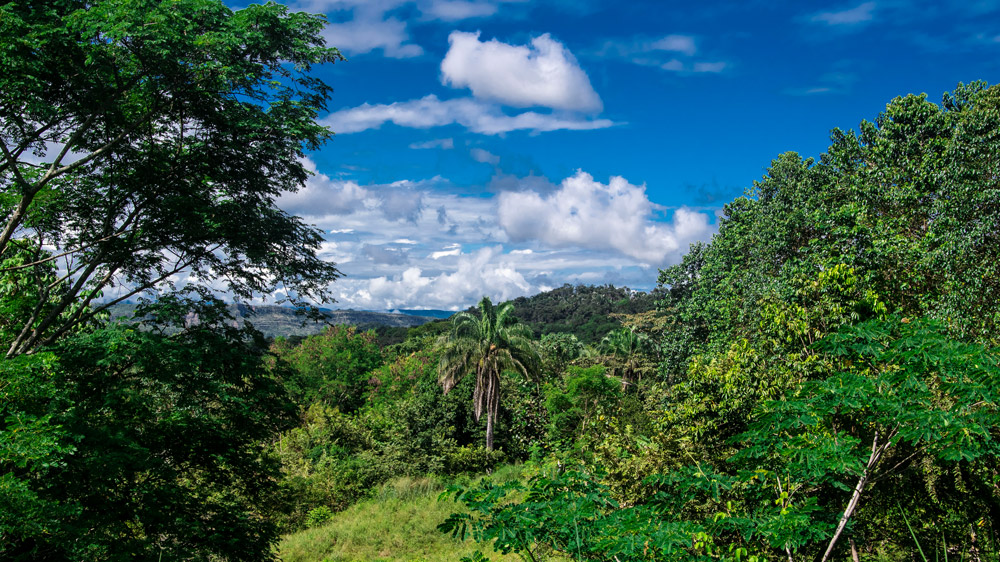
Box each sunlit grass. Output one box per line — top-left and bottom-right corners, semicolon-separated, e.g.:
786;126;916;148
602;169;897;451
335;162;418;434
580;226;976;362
278;469;525;562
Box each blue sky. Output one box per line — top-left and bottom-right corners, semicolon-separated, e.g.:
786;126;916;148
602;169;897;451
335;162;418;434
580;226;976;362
264;0;1000;311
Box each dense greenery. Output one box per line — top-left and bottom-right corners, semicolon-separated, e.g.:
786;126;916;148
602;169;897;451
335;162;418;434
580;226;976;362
4;2;1000;558
1;0;339;559
0;0;341;357
437;83;1000;561
1;298;296;561
509;284;662;343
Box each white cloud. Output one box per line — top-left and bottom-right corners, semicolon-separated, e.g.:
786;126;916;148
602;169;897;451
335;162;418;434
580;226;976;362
277;158;370;217
658;60;728;74
409;138;455;149
441;31;602;112
321;95;615;135
430;243;462;259
598;35;729;76
661;59;684;71
498;171;713;264
322;14;423;58
298;0;530;61
421;0;499;20
470;147;500;164
273;163;718;311
810;2;876;25
344;246;533;310
378;181;425;222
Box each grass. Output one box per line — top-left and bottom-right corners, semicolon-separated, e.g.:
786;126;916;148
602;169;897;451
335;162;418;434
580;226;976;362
278;468;526;562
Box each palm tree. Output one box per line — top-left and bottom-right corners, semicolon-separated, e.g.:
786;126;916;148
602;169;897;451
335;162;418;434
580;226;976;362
438;296;539;450
600;327;653;389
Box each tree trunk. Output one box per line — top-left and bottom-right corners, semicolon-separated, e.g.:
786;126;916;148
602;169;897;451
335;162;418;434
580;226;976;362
820;429;893;562
486;410;495;451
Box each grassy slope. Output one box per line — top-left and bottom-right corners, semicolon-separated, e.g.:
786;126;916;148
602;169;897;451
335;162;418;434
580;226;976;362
278;474;522;562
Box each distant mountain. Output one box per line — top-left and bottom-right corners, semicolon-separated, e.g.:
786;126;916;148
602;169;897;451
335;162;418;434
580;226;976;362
106;303;437;339
508;284;663;344
390;309;455;319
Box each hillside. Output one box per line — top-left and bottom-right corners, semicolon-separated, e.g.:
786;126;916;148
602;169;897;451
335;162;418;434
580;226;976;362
508;284;663;343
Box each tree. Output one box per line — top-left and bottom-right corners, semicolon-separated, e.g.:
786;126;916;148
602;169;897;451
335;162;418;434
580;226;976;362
600;326;653;388
441;318;1000;562
655;82;1000;381
438;297;539;451
0;0;343;357
270;326;384;411
1;299;297;561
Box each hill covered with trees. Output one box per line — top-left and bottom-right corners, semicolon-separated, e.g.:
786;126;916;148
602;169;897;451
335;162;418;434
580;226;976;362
509;284;663;343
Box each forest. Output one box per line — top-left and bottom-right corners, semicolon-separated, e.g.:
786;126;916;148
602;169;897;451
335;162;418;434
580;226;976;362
3;1;1000;561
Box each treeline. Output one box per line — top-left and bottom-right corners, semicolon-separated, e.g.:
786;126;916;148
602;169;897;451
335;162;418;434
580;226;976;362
509;284;663;343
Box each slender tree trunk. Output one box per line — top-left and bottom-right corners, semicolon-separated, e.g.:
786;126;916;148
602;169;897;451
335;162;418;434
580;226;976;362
820;429;892;562
486;410;494;451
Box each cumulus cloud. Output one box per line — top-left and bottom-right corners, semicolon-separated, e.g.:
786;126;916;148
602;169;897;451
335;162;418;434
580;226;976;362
810;2;876;25
277;159;370;217
322;13;423;58
274;162;718;311
378;182;425;222
345;246;533;310
295;0;533;61
498;171;713;264
441;31;602;112
321;95;615;135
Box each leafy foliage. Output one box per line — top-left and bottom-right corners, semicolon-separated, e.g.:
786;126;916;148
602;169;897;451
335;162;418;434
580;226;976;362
1;302;296;561
0;0;342;356
439;297;540;450
271;325;384;411
510;284;663;344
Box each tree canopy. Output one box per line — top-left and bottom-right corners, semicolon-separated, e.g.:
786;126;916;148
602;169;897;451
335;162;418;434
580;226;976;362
439;296;539;451
0;0;343;356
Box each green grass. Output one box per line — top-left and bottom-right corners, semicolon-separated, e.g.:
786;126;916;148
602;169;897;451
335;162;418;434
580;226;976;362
278;469;525;562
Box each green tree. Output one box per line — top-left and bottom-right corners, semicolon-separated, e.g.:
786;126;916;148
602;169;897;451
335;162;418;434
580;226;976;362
271;326;384;412
438;297;539;451
544;365;620;446
656;317;1000;561
656;83;1000;382
600;327;654;388
1;299;297;561
0;0;342;357
537;332;584;377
